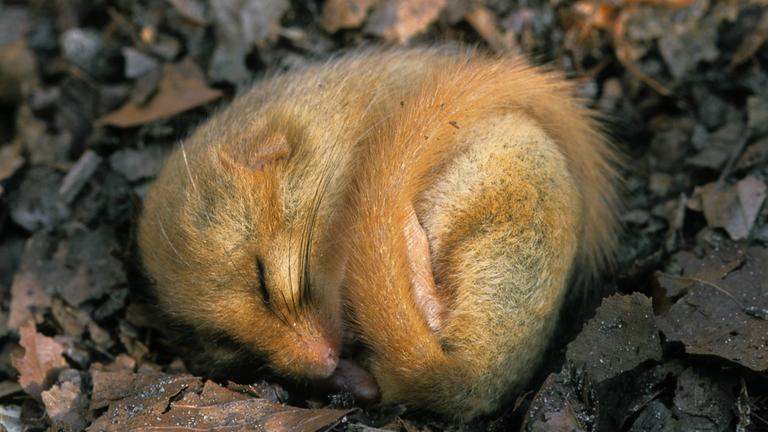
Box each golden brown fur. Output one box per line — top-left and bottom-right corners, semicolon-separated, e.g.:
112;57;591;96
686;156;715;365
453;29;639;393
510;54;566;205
137;47;619;421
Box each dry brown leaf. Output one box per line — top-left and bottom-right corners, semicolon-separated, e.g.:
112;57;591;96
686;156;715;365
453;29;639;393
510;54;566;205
50;298;88;338
697;176;767;240
322;0;378;33
736;176;767;237
612;8;672;96
572;0;617;34
118;328;150;362
88;372;350;432
731;12;768;67
569;0;695;96
465;5;517;53
0;38;38;104
572;0;695;36
41;369;89;432
0;141;24;186
42;381;87;430
365;0;446;43
90;369;144;410
699;182;739;233
11;321;68;399
98;59;221;127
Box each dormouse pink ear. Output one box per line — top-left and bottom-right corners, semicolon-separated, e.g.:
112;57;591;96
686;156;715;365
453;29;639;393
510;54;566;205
217;131;290;173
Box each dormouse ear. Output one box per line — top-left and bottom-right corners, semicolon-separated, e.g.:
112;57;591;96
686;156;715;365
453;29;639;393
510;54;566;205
217;131;290;173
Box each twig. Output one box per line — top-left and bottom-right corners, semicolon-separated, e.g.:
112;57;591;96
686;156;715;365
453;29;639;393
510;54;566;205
717;131;751;186
612;7;673;97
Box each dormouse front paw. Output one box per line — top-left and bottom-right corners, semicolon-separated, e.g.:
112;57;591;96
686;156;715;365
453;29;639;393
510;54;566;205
325;359;380;403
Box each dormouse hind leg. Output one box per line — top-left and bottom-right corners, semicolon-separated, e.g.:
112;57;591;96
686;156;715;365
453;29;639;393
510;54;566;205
404;204;445;332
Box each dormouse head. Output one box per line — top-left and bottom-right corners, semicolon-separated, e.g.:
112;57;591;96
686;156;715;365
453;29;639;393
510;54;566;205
138;108;347;380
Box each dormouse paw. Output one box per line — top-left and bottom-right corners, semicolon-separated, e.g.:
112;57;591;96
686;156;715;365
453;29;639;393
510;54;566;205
325;359;380;403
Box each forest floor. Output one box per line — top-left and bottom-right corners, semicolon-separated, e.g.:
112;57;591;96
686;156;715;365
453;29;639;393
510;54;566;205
0;0;767;431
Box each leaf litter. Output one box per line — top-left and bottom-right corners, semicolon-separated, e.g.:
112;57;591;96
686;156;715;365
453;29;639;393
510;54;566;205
0;0;767;430
11;321;68;400
87;372;350;432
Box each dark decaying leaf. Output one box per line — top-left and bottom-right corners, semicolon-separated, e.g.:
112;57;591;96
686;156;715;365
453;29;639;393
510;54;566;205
7;233;54;330
108;146;169;182
207;0;289;86
8;167;68;232
0;381;22;399
121;47;160;80
216;0;289;47
8;272;50;331
529;406;586;432
538;294;673;431
627;400;676;431
566;293;662;383
0;405;23;432
656;243;768;372
747;96;768;139
521;371;595;432
673;367;736;431
8;226;124;331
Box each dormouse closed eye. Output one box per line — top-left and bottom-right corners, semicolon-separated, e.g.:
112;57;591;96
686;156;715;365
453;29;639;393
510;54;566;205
256;257;270;305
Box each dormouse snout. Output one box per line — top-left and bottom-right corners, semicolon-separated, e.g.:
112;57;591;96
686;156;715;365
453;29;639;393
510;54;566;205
300;336;339;379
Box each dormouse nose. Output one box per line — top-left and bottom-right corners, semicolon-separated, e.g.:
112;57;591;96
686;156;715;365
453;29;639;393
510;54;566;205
302;336;339;379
